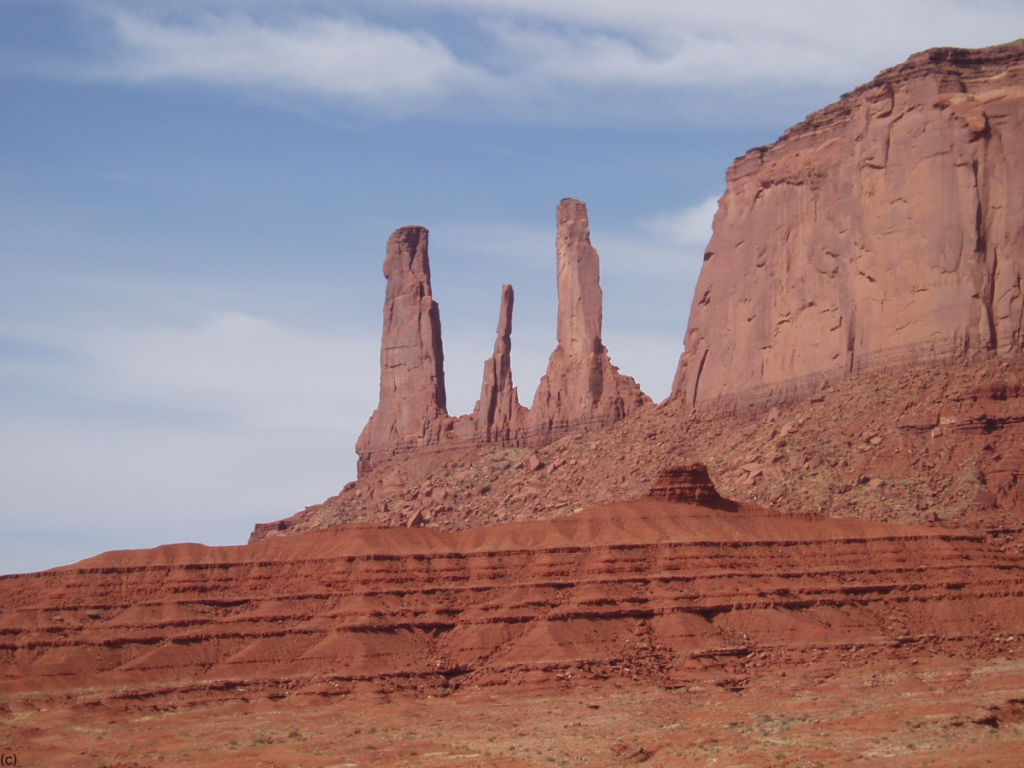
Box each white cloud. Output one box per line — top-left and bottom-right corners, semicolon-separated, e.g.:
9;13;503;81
37;0;1024;108
642;195;718;249
590;195;718;285
0;307;380;573
95;9;483;100
475;1;1024;92
482;20;840;89
0;403;359;572
2;310;378;430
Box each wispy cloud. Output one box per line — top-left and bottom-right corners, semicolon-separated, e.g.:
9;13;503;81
593;195;718;283
96;10;483;100
0;305;380;572
1;310;377;431
24;0;1024;112
642;195;719;249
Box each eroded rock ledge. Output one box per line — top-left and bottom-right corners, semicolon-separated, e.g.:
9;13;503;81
6;492;1022;702
646;463;728;508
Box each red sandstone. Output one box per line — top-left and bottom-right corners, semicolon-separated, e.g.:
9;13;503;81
356;199;648;474
674;41;1024;413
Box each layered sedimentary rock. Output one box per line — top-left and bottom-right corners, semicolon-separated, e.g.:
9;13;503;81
356;226;447;474
646;463;726;507
471;283;529;444
529;199;650;442
673;42;1024;412
6;491;1024;702
356;199;647;474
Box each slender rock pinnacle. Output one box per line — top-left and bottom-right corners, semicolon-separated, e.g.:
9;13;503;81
529;199;650;443
356;226;447;474
472;284;528;443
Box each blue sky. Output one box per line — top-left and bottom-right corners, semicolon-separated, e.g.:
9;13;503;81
2;1;1021;574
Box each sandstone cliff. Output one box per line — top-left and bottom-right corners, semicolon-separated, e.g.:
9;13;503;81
356;199;648;474
673;41;1024;412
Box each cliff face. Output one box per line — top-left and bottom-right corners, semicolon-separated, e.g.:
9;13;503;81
356;199;648;475
673;42;1024;412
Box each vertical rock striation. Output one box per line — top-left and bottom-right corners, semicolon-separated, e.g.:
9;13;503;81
528;199;650;444
356;226;447;474
673;42;1024;413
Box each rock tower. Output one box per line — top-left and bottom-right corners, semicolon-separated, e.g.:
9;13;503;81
356;199;649;475
528;198;650;443
355;226;446;475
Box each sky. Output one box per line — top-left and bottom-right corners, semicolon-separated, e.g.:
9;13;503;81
2;1;1022;575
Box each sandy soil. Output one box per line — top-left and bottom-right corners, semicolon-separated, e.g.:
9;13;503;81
5;655;1024;767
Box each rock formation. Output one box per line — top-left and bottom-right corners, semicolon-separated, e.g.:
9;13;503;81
470;283;529;444
646;463;727;507
356;199;648;475
528;199;650;443
356;226;447;475
8;497;1024;702
253;354;1024;545
673;41;1024;412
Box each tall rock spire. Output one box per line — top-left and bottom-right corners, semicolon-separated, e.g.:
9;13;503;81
528;199;650;444
355;199;649;476
555;198;604;364
472;284;528;443
356;226;448;475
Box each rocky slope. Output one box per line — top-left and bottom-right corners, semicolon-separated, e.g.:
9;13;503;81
673;41;1024;412
356;198;648;474
252;356;1024;557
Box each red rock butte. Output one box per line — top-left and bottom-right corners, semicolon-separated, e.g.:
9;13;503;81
673;41;1024;414
356;198;649;475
